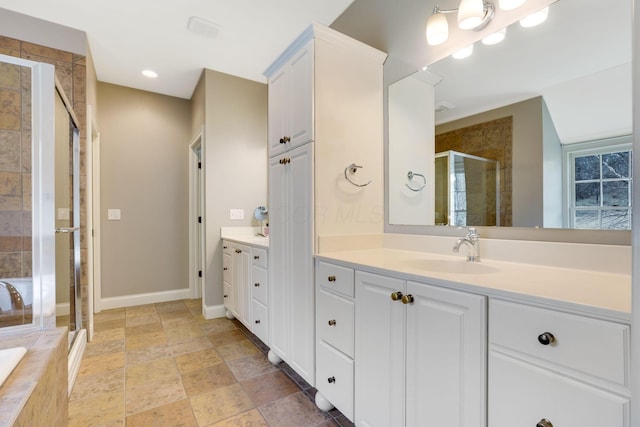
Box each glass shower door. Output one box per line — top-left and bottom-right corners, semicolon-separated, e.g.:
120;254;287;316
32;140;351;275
54;87;81;347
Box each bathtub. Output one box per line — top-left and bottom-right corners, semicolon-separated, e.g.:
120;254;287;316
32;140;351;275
0;278;33;327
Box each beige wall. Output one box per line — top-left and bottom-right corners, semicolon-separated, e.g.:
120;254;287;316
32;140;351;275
202;69;267;306
97;83;192;298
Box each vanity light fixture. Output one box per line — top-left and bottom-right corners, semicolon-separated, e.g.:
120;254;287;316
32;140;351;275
452;44;474;59
426;0;528;46
482;27;507;45
519;6;549;27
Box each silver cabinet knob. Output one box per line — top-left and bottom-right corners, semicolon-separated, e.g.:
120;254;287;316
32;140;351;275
327;376;336;384
328;319;336;326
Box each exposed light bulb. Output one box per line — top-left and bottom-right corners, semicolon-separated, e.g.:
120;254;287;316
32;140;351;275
426;12;449;45
499;0;526;10
458;0;485;29
452;44;474;59
519;6;549;27
482;27;507;45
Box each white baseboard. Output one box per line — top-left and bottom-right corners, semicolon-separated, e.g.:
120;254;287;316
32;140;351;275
204;304;226;320
68;329;86;396
99;288;193;311
56;302;70;317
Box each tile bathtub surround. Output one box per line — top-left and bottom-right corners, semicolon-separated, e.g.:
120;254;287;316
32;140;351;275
0;327;68;427
69;299;353;427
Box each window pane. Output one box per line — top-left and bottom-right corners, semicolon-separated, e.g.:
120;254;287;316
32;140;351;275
575;210;599;229
575;155;600;181
601;209;631;230
602;152;630;179
602;181;629;207
575;182;600;206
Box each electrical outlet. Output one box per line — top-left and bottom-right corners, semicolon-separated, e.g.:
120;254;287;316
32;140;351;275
230;209;244;220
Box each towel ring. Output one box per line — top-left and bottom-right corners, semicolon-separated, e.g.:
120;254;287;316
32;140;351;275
344;163;372;187
405;171;426;192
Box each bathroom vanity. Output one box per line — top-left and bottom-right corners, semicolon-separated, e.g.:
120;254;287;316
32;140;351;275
313;238;631;427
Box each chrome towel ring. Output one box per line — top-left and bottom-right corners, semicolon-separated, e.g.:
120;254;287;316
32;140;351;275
405;171;426;192
344;163;372;187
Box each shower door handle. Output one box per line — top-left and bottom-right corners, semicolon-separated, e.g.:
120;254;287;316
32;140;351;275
55;227;80;233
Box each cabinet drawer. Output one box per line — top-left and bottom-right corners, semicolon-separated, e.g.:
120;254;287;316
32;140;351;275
317;289;354;358
222;253;231;282
252;266;268;305
316;261;354;298
222;240;232;254
223;282;232;309
490;299;629;386
252;300;268;345
252;247;268;268
489;351;629;427
316;340;354;421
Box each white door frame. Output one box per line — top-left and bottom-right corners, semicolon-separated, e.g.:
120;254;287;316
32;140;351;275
189;128;205;304
89;107;102;318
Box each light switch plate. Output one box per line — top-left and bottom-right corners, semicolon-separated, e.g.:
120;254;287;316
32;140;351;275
107;209;121;220
230;209;244;220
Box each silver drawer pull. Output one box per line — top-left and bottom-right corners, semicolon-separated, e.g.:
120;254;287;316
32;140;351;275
327;275;336;282
328;319;336;326
327;376;336;384
254;283;260;287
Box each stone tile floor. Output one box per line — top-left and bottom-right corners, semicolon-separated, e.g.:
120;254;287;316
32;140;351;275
65;299;353;426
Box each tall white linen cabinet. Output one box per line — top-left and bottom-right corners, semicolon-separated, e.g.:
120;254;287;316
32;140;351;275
264;23;387;388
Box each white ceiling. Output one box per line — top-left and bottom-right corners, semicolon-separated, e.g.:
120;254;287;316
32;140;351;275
0;0;354;99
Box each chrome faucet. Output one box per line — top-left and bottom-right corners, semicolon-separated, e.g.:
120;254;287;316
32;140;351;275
452;227;480;262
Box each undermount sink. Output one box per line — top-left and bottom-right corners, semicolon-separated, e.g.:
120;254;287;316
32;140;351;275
402;258;499;275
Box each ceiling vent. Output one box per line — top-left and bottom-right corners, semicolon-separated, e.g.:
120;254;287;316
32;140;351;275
187;16;222;39
435;101;456;113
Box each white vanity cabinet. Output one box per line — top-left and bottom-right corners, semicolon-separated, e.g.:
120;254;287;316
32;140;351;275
315;261;356;420
222;239;270;344
267;39;313;157
354;270;486;427
265;23;386;388
222;241;250;325
488;298;631;427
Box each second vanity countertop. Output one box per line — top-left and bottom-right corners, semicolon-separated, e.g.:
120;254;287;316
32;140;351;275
221;227;269;248
316;247;631;322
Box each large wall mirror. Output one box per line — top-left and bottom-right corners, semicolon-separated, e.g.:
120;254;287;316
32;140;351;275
387;0;632;244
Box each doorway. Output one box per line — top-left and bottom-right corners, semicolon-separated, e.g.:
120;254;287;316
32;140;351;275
189;130;205;307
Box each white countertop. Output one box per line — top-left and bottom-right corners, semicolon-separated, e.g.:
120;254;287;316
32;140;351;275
316;248;631;321
221;227;269;248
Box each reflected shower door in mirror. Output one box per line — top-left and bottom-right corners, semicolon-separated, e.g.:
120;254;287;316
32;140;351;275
0;54;56;334
387;0;631;233
54;87;81;348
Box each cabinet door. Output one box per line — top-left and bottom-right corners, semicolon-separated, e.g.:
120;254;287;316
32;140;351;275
287;143;314;384
489;351;629;427
230;243;250;326
405;282;486;427
354;271;405;427
268;154;289;360
288;41;313;149
268;143;314;385
268;66;289;157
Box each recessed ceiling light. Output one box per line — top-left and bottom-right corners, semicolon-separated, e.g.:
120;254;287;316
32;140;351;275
142;69;158;78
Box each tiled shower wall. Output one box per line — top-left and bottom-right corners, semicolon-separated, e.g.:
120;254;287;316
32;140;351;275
435;116;513;226
0;36;88;327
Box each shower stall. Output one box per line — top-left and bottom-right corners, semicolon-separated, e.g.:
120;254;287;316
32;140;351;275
0;53;82;349
434;150;501;227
